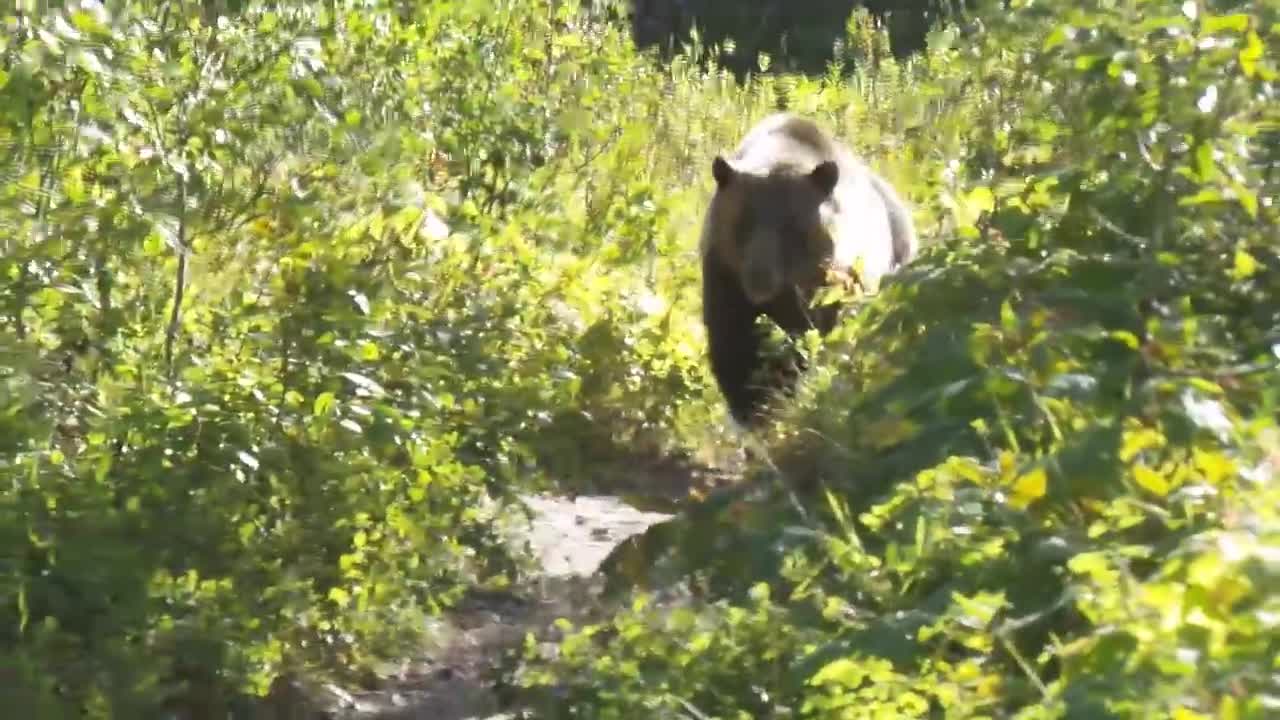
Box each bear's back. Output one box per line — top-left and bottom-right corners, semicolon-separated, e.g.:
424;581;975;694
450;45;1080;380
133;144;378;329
728;113;853;179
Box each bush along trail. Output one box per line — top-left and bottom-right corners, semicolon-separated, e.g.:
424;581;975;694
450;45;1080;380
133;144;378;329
3;1;1279;719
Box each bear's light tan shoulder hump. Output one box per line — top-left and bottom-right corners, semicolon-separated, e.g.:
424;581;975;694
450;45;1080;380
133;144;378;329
739;113;838;155
730;112;849;176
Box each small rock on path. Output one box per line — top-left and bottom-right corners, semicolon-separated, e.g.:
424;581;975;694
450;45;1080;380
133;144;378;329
521;493;675;577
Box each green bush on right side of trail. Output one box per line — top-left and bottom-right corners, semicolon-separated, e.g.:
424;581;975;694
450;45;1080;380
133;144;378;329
516;0;1280;718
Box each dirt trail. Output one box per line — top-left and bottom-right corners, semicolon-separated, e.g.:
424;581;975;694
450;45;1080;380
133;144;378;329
290;491;681;719
259;452;738;719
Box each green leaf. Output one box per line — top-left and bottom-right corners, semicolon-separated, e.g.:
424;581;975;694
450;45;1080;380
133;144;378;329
313;392;336;417
1177;188;1225;208
1000;297;1018;333
1132;464;1171;497
341;372;386;397
1186;552;1226;591
1229;179;1259;219
1073;54;1102;70
1239;31;1265;77
1010;467;1048;509
71;48;105;75
1232;249;1259;280
1042;25;1073;51
1194;143;1216;181
1201;13;1251;34
1109;330;1141;350
966;186;995;214
809;657;866;688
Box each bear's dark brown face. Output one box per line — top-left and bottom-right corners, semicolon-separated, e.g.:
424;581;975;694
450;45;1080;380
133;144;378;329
709;156;840;306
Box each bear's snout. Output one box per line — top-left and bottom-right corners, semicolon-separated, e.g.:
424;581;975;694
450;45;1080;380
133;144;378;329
742;262;783;305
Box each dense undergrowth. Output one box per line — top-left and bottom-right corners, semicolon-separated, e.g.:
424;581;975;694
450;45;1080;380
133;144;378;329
0;0;734;713
2;0;1277;718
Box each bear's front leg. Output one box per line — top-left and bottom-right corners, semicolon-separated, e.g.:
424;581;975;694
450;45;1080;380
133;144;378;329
757;287;842;407
702;253;770;427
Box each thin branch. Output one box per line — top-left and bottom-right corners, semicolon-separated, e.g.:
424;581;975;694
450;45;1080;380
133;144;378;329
164;173;189;376
159;19;222;379
672;696;713;720
1088;207;1152;247
1157;359;1280;380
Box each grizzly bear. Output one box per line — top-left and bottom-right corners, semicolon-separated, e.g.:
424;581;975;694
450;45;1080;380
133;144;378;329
699;112;918;427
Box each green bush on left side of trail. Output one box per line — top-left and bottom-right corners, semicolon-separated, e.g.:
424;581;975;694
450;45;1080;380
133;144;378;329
0;1;742;714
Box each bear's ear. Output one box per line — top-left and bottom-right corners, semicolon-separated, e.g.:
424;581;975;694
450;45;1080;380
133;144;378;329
712;156;735;188
809;160;839;195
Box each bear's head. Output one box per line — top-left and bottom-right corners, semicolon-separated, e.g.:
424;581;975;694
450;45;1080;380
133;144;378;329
707;155;841;307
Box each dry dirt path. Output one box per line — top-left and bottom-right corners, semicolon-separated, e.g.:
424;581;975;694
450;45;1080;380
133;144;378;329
289;491;683;719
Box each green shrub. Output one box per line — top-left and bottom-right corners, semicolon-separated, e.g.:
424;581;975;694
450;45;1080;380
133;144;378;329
0;0;730;713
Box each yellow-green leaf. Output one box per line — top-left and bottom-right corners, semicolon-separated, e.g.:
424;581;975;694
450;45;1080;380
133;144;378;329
1010;467;1048;509
1229;179;1259;219
1223;248;1254;279
1192;448;1236;486
1201;13;1250;34
1120;426;1165;462
966;186;995;213
313;392;336;417
1132;464;1171;497
1239;30;1264;77
810;657;867;688
1109;330;1141;350
1042;25;1072;51
1000;298;1018;333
